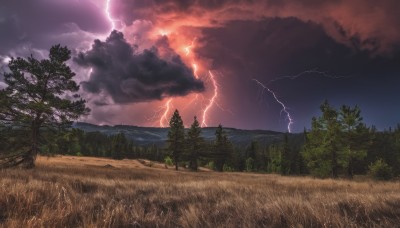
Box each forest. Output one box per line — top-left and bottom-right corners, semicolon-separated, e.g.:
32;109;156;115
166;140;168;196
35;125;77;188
1;104;399;180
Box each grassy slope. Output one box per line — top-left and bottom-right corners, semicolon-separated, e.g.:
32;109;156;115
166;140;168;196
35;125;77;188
1;156;400;227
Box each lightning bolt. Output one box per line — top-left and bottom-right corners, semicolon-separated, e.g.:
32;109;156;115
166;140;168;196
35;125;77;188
184;38;222;127
201;71;219;127
159;98;173;127
105;0;115;31
184;38;197;56
253;79;293;133
269;68;349;85
252;69;349;132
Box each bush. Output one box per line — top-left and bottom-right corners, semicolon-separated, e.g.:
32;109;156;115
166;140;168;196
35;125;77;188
164;156;173;166
368;159;393;180
245;157;254;172
205;161;215;170
223;164;234;172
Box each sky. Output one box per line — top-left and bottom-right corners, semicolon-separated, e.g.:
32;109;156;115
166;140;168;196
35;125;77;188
0;0;399;132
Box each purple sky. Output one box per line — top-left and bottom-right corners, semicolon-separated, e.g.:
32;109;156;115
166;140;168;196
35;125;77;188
1;0;400;132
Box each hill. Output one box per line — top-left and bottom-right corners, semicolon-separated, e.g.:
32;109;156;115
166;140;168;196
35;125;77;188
73;122;303;147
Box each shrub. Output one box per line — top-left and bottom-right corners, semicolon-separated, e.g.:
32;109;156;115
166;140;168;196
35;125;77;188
164;156;173;166
368;159;393;180
223;164;234;172
245;157;254;172
205;161;215;170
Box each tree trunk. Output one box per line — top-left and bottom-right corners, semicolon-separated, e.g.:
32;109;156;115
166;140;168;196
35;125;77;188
347;158;354;179
331;149;338;178
22;124;39;168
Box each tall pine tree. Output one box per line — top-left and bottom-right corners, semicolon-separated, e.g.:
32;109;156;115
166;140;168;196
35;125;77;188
0;45;89;168
187;116;203;171
339;105;369;178
214;124;232;172
167;109;185;170
302;101;342;178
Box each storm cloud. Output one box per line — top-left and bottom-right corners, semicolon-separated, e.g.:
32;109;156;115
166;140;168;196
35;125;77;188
0;0;109;54
74;31;204;104
113;0;400;54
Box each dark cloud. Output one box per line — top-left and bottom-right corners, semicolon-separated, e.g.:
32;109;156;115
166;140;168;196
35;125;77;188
195;18;400;131
74;31;204;104
113;0;400;54
0;0;109;55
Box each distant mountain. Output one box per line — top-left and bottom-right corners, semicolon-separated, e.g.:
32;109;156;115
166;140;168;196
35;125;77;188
73;122;303;147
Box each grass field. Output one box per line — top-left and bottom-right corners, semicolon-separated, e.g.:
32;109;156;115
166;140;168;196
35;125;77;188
1;156;400;227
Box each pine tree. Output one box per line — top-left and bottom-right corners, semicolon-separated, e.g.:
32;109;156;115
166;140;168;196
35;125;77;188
167;109;185;170
187;116;203;171
302;101;342;178
0;45;89;168
111;132;128;159
280;133;291;175
213;124;232;172
339;105;368;178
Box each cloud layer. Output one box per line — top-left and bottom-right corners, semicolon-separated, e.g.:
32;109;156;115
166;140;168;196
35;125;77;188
75;31;204;104
113;0;400;53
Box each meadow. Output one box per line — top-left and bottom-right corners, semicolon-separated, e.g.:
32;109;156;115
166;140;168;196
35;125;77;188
0;156;399;227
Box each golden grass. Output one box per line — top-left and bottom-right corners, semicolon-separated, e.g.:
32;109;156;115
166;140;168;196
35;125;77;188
0;155;399;227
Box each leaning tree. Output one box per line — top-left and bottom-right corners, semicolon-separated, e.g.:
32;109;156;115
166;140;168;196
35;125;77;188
0;45;89;168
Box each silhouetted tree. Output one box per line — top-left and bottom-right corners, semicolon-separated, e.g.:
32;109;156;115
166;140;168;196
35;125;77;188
213;124;233;172
187;116;203;171
167;109;185;170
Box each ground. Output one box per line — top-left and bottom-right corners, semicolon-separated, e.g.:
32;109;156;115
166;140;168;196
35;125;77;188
0;155;399;227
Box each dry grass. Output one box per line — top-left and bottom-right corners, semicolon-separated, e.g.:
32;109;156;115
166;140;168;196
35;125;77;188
1;156;400;227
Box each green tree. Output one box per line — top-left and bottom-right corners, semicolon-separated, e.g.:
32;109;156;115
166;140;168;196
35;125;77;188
302;101;342;178
245;157;254;172
0;45;89;168
213;124;233;172
167;109;185;170
339;105;368;178
303;101;370;178
266;144;282;173
186;116;203;171
111;132;128;159
368;159;393;180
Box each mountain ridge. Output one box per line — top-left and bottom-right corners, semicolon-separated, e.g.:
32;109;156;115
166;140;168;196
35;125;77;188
73;122;302;147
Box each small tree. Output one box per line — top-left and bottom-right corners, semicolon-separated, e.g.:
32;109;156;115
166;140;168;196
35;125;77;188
368;159;393;180
0;45;89;168
164;156;173;166
245;157;254;172
167;109;185;170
